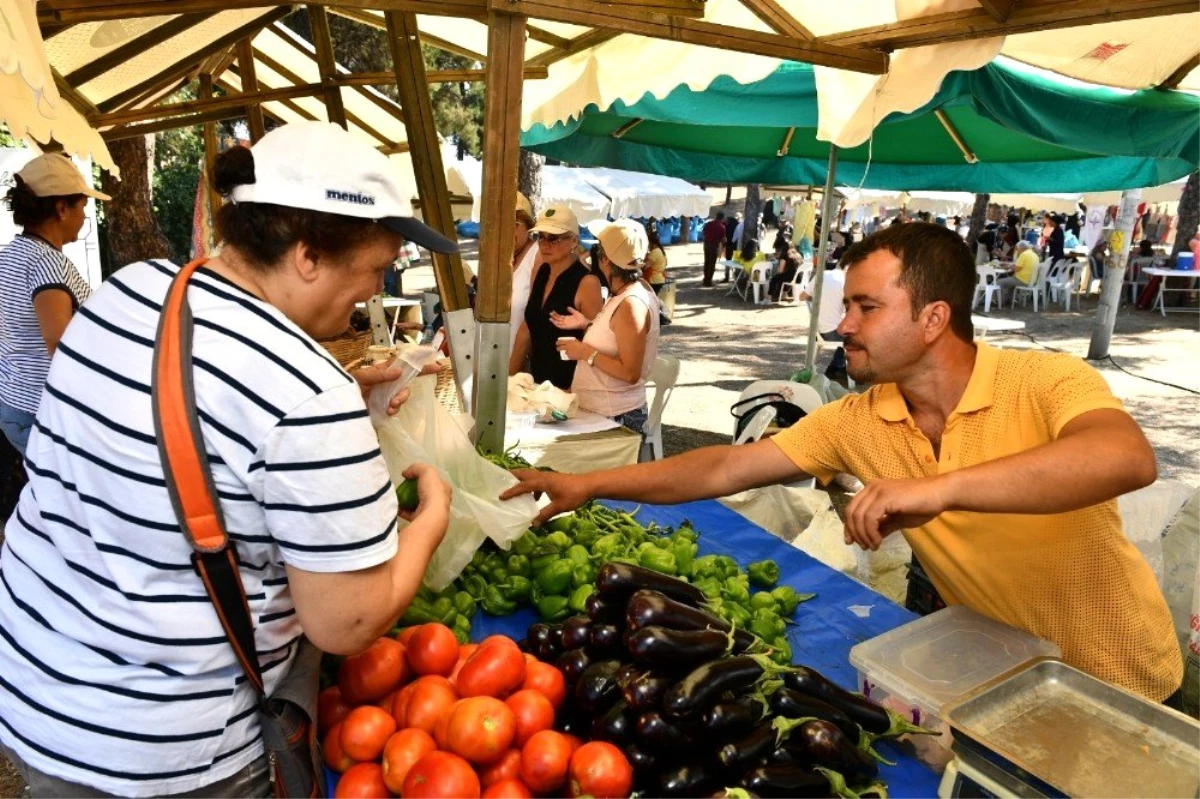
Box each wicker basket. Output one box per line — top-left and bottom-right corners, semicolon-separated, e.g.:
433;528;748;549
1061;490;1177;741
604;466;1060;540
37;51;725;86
435;361;464;415
319;328;372;368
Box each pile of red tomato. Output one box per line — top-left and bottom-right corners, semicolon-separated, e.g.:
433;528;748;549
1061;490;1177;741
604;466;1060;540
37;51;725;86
320;623;633;799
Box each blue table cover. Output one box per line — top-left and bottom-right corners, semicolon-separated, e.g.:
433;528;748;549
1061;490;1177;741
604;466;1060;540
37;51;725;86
468;499;943;799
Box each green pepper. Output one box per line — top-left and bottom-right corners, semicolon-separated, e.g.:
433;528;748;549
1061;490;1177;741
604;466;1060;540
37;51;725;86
573;521;600;548
693;577;723;600
571;563;595;588
672;524;699;543
769;636;792;665
751;608;786;641
451;615;472;645
724;603;753;630
512;531;537;557
399;597;439;625
502;575;533;602
395;478;420;511
462;574;488;601
534;594;572;622
488;566;509;584
453;591;477;618
544;516;576;534
716;556;740;578
747;559;781;588
723;576;750;604
770;586;809;615
536;560;575;595
568;584;594;613
543;531;573;551
673;539;698;577
506;554;531;577
531;553;559;573
590;533;623;560
417;584;437;603
638;547;678;576
750;591;780;612
432;597;457;624
692;554;721;578
471;550;489;570
481;585;517;616
565;545;591;566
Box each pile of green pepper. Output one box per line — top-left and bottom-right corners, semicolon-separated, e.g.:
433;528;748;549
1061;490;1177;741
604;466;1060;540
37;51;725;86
395;583;477;643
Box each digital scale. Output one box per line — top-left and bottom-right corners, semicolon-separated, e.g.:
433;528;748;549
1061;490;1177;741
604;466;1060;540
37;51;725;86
938;745;1053;798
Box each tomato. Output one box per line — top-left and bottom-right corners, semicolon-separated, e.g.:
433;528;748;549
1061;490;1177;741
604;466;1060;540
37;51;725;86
319;686;353;734
397;626;420;647
523;653;536;664
403;677;459;734
432;698;464;750
504;690;555;748
323;723;357;774
568;741;633;799
448;644;477;689
563;734;583;755
381;728;437;795
408;623;460;676
520;661;567;711
477;749;522;789
334;762;390;799
446;696;517;764
518;730;573;794
340;705;397;762
402;751;481;799
376;689;399;714
339;637;410;704
391;682;417;727
457;640;526;698
482;779;535;799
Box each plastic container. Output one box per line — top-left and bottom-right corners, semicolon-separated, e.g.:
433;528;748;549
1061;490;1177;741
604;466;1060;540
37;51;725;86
1175;252;1195;271
849;605;1061;772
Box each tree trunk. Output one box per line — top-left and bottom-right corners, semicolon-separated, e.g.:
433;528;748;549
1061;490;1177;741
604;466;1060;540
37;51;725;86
742;183;762;250
1168;171;1199;265
965;192;990;251
102;136;169;276
724;185;732;205
518;149;545;214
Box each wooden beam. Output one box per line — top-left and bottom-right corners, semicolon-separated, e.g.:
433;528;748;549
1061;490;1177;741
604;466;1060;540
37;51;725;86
64;13;216;87
934;109;978;164
102;105;240;141
307;4;347;128
612;118;643;139
380;141;412;155
199;73;223;236
328;6;490;63
236;38;268;141
495;0;888;74
526;28;619;68
97;6;293;113
976;0;1017;22
385;11;470;312
331;67;549;86
52;69;100;117
777;126;795;157
821;0;1195;50
92;83;325;128
525;23;572;50
739;0;814;40
38;0;485;26
1158;52;1200;90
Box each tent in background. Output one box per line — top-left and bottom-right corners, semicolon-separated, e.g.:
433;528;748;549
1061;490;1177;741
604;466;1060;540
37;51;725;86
575;167;711;221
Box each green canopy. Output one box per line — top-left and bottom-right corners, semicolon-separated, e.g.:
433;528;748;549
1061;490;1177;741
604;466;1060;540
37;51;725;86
521;58;1199;193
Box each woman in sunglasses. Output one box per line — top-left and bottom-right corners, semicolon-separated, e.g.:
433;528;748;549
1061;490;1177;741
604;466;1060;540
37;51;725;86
508;204;603;390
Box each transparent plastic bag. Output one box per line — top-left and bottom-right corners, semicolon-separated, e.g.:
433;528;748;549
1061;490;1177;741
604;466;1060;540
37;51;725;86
367;333;444;427
374;375;538;590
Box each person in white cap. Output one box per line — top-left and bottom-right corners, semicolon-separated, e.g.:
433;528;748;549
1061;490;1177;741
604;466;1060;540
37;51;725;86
0;153;108;455
0;122;456;798
508;203;603;389
552;218;661;432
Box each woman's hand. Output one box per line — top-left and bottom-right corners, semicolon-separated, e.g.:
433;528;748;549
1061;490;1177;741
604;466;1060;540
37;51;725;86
352;360;441;415
399;462;452;529
556;339;592;362
549;306;590;331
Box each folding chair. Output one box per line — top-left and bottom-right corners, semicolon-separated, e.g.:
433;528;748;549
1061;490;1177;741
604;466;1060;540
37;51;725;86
639;354;680;462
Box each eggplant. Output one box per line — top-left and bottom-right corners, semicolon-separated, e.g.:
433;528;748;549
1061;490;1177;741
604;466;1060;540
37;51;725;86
596;562;707;607
615;663;643;691
770;688;860;742
557;709;589;738
516;637;531;653
575;660;623;714
742;765;835;798
663;656;765;719
585;592;625;624
784;667;921;737
626;591;757;651
560;616;593;650
590;700;635;745
717;724;777;772
556;647;592;687
702;700;758;740
622;670;675;712
626;625;731;669
634;711;690;753
588;623;624;657
530;622;564;662
624;741;658;782
782;720;877;782
658;761;717;797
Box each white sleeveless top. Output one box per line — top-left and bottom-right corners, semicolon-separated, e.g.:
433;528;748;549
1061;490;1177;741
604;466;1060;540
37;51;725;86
571;281;660;417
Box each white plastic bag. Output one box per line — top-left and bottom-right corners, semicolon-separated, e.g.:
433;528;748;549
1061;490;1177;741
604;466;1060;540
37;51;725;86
508;373;579;422
374;375;538;590
367;334;444;427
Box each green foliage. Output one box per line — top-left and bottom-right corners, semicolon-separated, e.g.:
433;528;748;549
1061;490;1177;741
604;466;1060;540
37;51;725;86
0;123;17;148
152;125;204;263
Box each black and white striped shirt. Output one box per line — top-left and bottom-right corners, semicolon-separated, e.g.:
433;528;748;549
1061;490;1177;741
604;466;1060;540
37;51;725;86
0;260;399;796
0;234;92;413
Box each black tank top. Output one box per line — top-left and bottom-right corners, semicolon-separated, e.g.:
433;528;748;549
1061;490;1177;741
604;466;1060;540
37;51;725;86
525;259;590;390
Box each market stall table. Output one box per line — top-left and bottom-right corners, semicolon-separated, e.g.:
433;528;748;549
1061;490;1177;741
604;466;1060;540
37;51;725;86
505;410;642;473
1141;267;1200;316
971;315;1026;339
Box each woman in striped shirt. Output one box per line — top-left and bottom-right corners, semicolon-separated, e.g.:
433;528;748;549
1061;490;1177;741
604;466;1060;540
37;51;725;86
0;123;457;797
0;154;105;455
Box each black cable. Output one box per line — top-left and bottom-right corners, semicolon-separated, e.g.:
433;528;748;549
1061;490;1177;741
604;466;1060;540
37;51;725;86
1018;330;1200;395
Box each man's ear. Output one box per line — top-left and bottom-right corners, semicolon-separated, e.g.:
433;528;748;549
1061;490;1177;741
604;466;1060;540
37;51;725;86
286;241;322;284
922;300;953;343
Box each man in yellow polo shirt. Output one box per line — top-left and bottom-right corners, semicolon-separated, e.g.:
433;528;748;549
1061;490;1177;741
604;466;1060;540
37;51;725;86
503;222;1182;704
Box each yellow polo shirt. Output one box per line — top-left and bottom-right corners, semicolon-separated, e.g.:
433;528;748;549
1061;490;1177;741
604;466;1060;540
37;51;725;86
773;343;1182;701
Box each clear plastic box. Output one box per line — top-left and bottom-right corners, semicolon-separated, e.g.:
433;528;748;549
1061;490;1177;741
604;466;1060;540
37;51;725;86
849;605;1061;771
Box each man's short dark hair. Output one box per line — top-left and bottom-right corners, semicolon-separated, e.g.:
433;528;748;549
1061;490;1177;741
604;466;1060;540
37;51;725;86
716;211;726;220
841;222;975;343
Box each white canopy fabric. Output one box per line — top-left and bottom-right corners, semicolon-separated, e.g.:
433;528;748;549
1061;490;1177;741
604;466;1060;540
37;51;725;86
1083;179;1189;209
445;157;614;227
990;193;1082;215
576;167;710;220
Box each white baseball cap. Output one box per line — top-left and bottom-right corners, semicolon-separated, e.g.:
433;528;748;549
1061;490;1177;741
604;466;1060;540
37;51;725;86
530;203;579;237
591;218;648;269
17;153;110;201
228;121;457;253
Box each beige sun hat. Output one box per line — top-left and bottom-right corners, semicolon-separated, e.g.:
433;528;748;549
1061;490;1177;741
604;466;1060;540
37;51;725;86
531;203;579;237
592;218;649;269
17;153;111;201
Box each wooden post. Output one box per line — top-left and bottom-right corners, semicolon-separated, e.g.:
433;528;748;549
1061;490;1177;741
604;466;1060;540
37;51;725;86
1088;190;1142;360
199;72;222;243
307;4;347;128
473;10;527;453
236;38;267;142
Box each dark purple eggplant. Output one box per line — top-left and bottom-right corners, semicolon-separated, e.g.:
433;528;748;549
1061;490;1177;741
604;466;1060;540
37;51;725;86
626;625;731;669
663;656;765;719
585;592;625;624
530;622;564;662
590;700;635;745
658;761;717;797
742;765;836;798
516;637;531;653
717;724;777;772
615;663;643;691
702;700;758;739
556;647;592;687
624;741;658;781
622;670;675;712
588;623;624;657
635;710;690;753
560;616;593;650
596;562;707;607
785;667;929;737
626;591;757;651
782;720;877;782
575;660;623;714
557;709;589;738
770;688;860;742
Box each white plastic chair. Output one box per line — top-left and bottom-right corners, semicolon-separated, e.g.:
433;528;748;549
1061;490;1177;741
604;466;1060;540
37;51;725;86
639;354;680;462
1049;260;1082;311
777;264;812;306
731;379;825;488
750;263;772;305
1012;259;1051;312
971;266;1001;313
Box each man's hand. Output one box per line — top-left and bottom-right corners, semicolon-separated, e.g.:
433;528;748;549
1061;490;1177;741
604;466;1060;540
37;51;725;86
843;476;951;551
352;360;441;415
500;469;591;526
